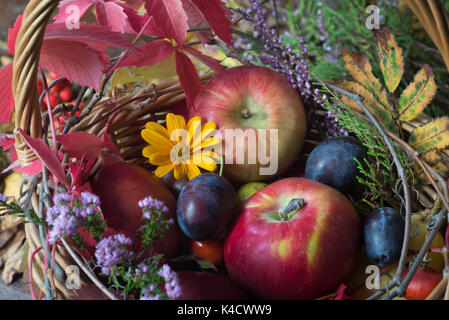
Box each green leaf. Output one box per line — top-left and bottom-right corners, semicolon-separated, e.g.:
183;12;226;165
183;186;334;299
398;65;437;122
170;255;218;271
374;25;404;93
332;79;398;134
408;117;449;153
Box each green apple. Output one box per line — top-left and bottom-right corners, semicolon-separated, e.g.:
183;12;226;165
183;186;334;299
237;182;268;204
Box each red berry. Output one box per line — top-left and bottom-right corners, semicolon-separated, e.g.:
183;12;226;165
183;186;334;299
37;80;43;95
49;72;60;80
403;268;442;300
43;94;60;109
190;240;223;266
59;87;73;102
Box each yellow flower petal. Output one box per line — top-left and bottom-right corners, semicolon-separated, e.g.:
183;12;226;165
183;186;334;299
174;163;187;180
186;164;201;180
187;116;202;147
197;156;218;172
142;128;172;146
149;153;172;166
201;122;218;138
155;164;174;178
166;113;186;137
145;122;170;139
142;145;170;158
193;137;221;153
207;151;222;161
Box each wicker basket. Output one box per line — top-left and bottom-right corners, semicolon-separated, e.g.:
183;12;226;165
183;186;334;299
10;0;449;300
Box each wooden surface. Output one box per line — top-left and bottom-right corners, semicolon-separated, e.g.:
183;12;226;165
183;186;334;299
0;277;31;300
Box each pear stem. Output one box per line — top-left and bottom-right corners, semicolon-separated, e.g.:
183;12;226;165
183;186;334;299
279;198;305;221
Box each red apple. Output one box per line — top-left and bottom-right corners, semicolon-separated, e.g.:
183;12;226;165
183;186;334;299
176;272;249;300
224;178;361;300
90;162;183;258
403;268;442;300
195;66;306;183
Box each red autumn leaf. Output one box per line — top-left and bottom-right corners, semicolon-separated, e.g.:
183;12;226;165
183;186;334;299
446;226;449;247
14;160;43;177
53;0;96;26
120;10;164;37
0;133;15;151
123;0;144;10
56;131;103;160
144;0;189;47
181;0;213;44
118;39;174;67
7;15;22;55
7;16;132;92
190;0;233;46
40;39;109;90
18;129;68;186
54;0;140;34
9;147;18;163
0;63;14;123
330;284;349;300
68;158;97;188
1;160;20;175
44;22;132;50
0;64;14;123
175;50;202;112
183;45;227;73
101;132;121;156
95;1;129;33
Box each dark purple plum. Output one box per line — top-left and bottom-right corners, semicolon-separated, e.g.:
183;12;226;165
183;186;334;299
159;170;189;197
364;207;404;266
305;136;366;193
176;173;237;240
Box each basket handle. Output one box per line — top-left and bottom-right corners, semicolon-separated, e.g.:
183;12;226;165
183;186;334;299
405;0;449;72
12;0;60;166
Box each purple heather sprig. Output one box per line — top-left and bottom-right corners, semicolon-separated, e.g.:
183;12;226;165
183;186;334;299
94;234;133;275
140;288;161;300
0;193;10;203
46;192;100;244
316;2;338;64
240;0;348;137
158;264;181;299
138;196;169;220
138;196;174;251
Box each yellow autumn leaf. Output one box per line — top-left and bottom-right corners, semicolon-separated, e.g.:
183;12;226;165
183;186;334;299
398;65;437;122
408;117;449;153
341;48;392;112
373;25;404;93
1;172;24;230
423;150;448;177
110;54;178;95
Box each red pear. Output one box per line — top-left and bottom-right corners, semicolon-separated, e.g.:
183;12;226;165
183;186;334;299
90;162;182;258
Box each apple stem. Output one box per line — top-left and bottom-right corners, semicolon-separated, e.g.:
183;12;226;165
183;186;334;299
219;154;225;177
241;107;251;118
279;198;305;221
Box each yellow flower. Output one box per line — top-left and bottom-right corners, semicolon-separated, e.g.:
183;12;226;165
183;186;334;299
142;113;221;180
